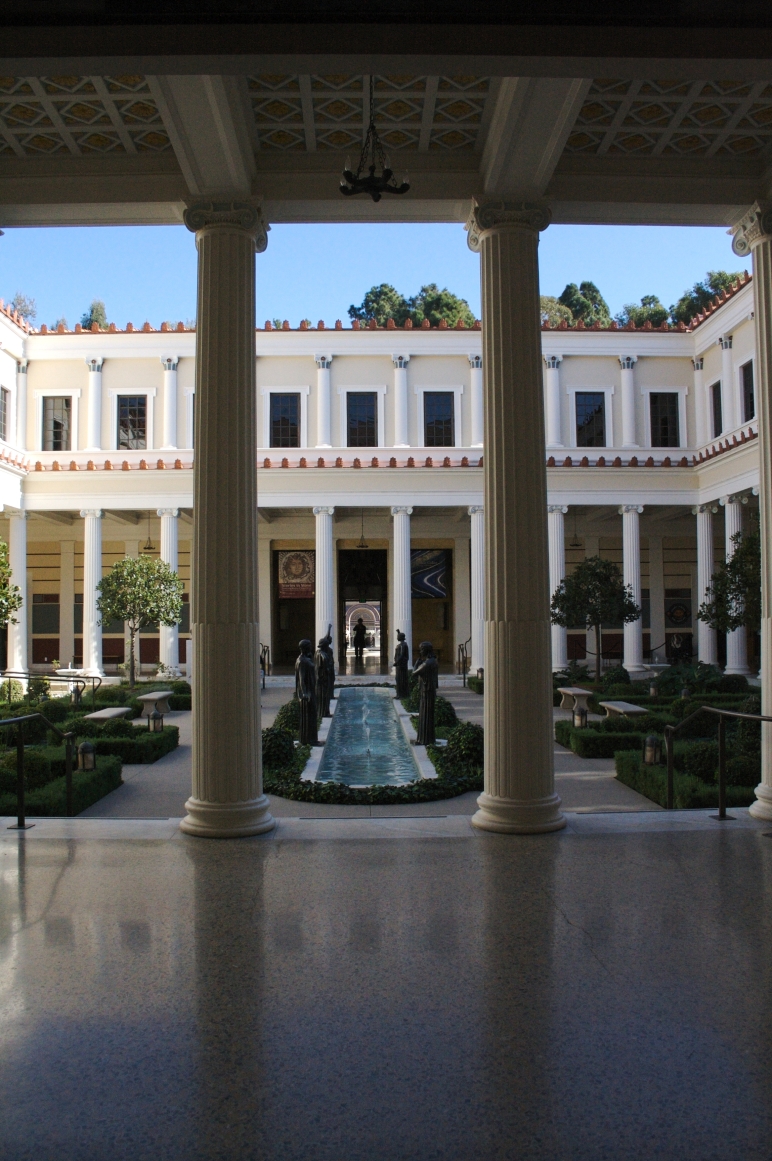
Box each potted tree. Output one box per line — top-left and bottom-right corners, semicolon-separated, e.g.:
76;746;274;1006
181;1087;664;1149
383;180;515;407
97;556;183;689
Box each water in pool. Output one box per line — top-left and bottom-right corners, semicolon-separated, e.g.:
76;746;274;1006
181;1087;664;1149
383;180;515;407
315;687;420;786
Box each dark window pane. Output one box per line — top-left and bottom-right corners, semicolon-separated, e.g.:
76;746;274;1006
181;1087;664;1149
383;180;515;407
32;595;60;634
649;392;680;447
575;392;605;447
424;392;455;446
347;392;377;447
711;381;722;437
118;396;147;450
74;594;83;634
742;361;755;422
269;393;300;448
42;396;71;452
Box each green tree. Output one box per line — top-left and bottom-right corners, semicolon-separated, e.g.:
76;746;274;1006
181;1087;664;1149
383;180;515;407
348;283;410;326
670;270;746;325
0;538;23;632
80;298;108;331
540;295;573;326
97;556;183;688
697;520;760;635
550;556;641;682
407;283;475;328
558;281;611;326
10;292;36;323
616;294;669;328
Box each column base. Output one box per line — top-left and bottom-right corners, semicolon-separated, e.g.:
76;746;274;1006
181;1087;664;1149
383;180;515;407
471;791;565;834
180;794;275;838
723;666;752;676
749;783;772;821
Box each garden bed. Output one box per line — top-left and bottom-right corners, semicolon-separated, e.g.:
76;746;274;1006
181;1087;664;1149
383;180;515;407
0;754;123;817
615;750;757;810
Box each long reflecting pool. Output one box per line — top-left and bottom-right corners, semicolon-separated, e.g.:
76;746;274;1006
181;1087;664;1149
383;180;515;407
315;686;420;786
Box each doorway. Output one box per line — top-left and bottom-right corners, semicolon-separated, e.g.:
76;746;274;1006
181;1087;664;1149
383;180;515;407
338;549;388;674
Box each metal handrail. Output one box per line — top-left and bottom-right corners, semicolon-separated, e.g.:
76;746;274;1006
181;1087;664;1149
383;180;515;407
664;705;771;817
2;669;102;709
457;637;471;686
2;711;76;830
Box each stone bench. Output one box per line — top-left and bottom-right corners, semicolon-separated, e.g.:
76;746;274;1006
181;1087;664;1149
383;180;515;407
556;686;592;712
598;700;648;719
84;707;133;722
135;690;173;718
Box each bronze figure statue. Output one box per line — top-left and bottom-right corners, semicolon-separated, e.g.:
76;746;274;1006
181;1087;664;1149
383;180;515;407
394;629;410;699
315;623;335;717
295;638;319;745
413;640;438;746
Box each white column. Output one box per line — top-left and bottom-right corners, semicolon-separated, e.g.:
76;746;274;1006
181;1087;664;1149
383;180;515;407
648;535;665;663
315;355;332;448
619;356;638;447
468;505;485;673
80;508;103;676
15;360;27;448
466;201;563;834
391;355;410;447
158;508;181;675
544;356;563;448
59;540;75;669
719;335;736;433
85;358;103;451
7;512;27;674
547;505;568;671
693;503;718;665
180;199;273;839
314;505;335;655
469;355;483;448
161;358;178;449
391;506;413;665
620;504;644;676
692;357;706;447
731;204;772;818
721;494;750;674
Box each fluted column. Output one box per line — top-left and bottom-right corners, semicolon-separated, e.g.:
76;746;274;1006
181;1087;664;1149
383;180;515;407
80;508;103;676
180;200;274;838
694;503;718;665
469;354;483;447
548;505;568;671
158;507;181;675
544;356;563;447
15;360;27;448
85;358;103;451
620;505;644;676
719;335;736;433
466;201;563;834
315;355;332;448
161;358;179;449
721;494;751;674
7;512;27;674
314;505;335;653
392;356;410;447
732;205;772;817
692;357;706;447
468;505;485;672
391;506;413;666
619;356;638;447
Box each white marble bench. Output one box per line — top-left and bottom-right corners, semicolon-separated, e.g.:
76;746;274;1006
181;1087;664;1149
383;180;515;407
598;700;648;718
135;690;173;718
83;706;133;722
556;686;592;712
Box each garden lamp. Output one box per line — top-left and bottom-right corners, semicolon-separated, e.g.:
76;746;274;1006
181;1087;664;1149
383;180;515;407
77;740;96;771
649;682;658;698
148;709;164;733
573;706;588;729
643;734;662;766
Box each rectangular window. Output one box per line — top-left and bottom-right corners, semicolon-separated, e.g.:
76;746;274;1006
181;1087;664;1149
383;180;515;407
649;392;680;447
32;593;60;634
0;387;9;443
118;396;147;449
711;381;722;438
74;593;83;634
180;592;190;633
347;392;377;447
269;393;300;448
575;392;606;447
42;396;71;452
742;360;755;422
424;392;455;447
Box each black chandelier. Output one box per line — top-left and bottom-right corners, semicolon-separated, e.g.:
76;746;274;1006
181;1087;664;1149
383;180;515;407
340;77;410;203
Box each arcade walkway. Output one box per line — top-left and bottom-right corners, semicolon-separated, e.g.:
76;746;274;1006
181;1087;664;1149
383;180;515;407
1;812;771;1160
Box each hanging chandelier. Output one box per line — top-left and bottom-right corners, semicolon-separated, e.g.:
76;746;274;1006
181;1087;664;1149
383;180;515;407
340;77;410;203
140;514;155;554
357;509;369;550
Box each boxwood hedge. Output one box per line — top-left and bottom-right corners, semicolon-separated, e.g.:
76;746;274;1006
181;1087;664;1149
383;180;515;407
615;750;756;809
0;754;122;816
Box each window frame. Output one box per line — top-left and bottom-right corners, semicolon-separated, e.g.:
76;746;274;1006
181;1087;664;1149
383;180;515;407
337;385;387;448
741;359;755;422
710;380;723;438
116;394;149;450
107;388;156;452
640;386;688;449
34;388;81;453
413;384;464;448
565;385;614;448
261;387;309;449
268;391;303;449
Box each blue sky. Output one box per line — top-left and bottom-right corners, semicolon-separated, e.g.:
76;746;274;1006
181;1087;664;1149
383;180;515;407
0;221;744;330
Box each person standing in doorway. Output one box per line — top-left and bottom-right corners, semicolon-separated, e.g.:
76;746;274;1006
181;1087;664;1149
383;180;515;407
353;616;367;662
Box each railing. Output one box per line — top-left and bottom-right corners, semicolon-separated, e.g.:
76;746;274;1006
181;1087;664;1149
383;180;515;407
664;706;772;817
3;669;102;709
3;712;76;830
457;638;471;685
260;644;270;690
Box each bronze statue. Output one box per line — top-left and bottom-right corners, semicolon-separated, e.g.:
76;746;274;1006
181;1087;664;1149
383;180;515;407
413;640;438;746
394;629;410;699
295;639;319;745
315;623;335;717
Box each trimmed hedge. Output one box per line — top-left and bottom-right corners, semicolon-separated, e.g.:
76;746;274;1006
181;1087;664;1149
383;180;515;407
262;726;296;771
615;750;756;809
168;694;191;710
0;754;123;816
91;726;178;764
467;676;484;695
274;696;301;737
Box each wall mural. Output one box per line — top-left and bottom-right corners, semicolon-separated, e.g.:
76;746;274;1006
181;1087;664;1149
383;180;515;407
278;550;315;599
411;549;449;599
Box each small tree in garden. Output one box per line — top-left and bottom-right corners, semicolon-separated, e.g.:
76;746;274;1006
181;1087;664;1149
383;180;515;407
0;538;22;628
97;556;183;688
697;518;761;636
550;556;641;683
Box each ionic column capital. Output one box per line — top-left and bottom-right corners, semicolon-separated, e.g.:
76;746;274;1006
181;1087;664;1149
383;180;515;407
7;509;27;520
719;334;733;350
465;201;551;252
313;505;335;517
161;357;179;371
391;505;413;516
692;357;704;371
543;355;562;370
548;504;568;514
619;505;643;515
392;355;409;369
183;200;270;253
15;359;27;375
730;201;772;256
315;355;333;370
468;354;482;369
618;356;637;370
720;493;749;507
80;508;103;519
468;505;484;516
157;507;180;518
85;358;104;373
692;504;718;515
